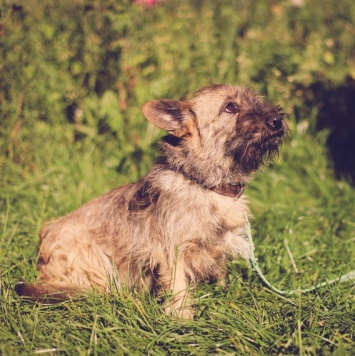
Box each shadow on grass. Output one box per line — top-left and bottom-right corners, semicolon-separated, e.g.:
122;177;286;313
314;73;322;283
303;77;355;184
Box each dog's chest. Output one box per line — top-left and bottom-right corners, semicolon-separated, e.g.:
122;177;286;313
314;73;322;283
186;193;250;255
169;194;251;279
127;171;251;266
158;183;249;245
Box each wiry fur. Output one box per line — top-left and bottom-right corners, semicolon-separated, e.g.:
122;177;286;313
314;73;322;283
15;84;287;318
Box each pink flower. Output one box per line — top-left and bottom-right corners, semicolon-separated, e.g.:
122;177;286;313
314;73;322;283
134;0;157;8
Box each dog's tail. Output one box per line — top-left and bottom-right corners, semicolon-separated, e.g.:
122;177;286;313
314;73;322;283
15;282;80;303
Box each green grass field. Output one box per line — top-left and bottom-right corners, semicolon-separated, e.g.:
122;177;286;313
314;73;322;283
1;0;354;354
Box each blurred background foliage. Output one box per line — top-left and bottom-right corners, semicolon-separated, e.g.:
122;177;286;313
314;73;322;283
1;2;355;353
1;0;354;182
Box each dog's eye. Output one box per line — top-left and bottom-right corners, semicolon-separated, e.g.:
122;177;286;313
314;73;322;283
225;102;238;114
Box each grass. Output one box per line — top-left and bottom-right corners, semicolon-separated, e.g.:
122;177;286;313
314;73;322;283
1;0;355;354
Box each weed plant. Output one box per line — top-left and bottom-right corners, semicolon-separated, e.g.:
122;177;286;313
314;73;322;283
1;0;354;354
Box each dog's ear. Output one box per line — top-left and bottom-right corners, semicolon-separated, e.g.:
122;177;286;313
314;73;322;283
141;99;194;137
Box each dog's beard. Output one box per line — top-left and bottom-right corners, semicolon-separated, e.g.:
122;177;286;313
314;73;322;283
230;135;282;173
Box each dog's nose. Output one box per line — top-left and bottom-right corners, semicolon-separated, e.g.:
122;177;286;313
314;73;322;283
267;116;283;130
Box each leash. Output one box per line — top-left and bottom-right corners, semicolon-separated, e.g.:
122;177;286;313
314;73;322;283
245;217;355;295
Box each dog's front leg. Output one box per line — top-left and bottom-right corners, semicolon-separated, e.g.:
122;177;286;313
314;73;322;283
159;258;194;319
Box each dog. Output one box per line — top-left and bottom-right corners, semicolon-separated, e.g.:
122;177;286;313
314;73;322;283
15;84;287;319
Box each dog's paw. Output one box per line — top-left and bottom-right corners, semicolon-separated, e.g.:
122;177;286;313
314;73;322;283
164;303;194;320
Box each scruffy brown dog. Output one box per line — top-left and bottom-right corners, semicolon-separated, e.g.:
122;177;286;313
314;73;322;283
16;84;287;318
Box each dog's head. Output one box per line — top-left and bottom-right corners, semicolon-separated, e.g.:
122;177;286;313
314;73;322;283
142;84;288;188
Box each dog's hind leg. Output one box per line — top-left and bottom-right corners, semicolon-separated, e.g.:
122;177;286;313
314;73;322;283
16;223;115;302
